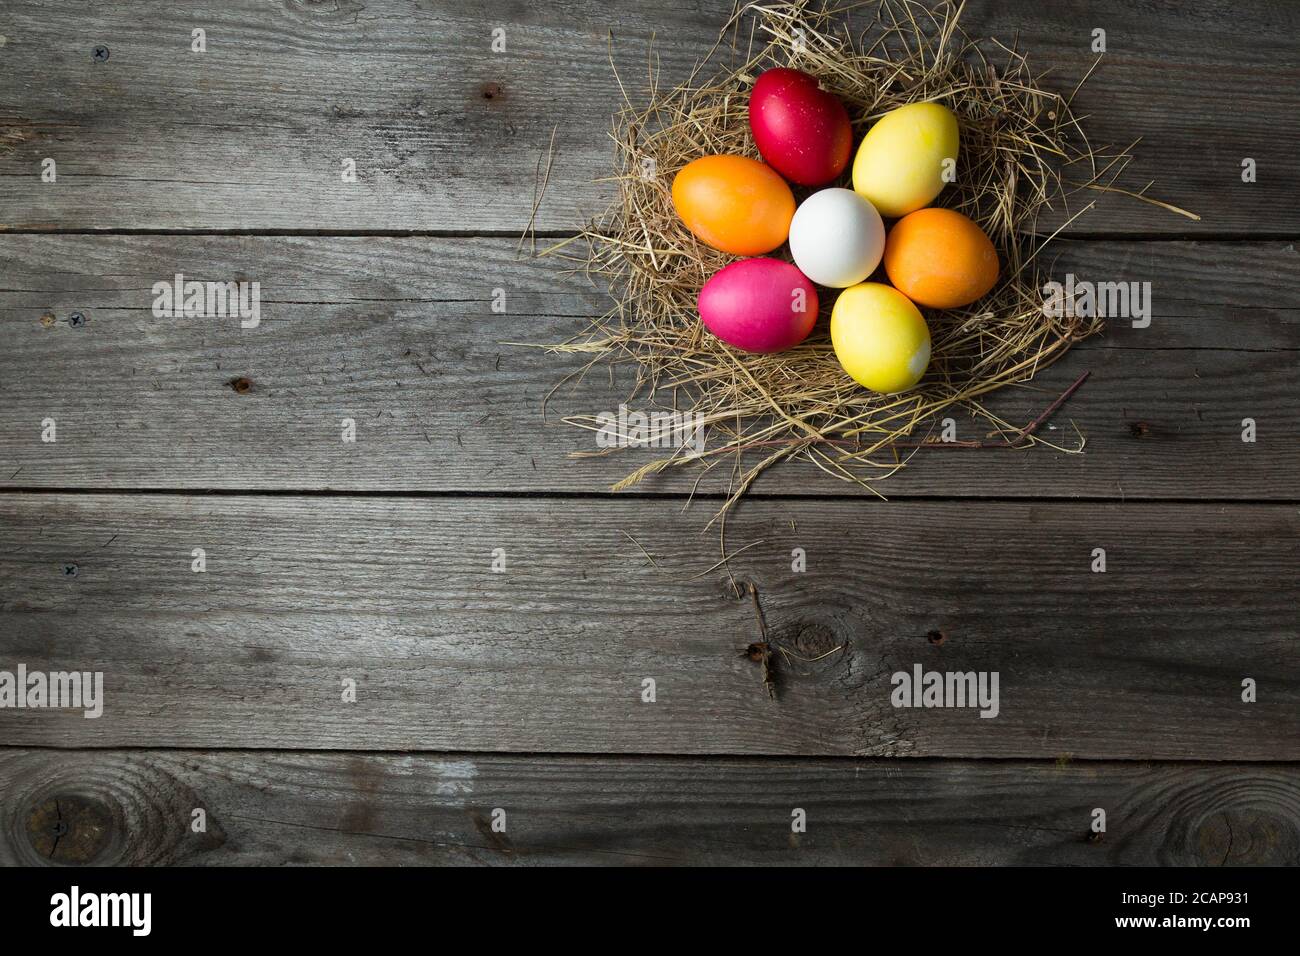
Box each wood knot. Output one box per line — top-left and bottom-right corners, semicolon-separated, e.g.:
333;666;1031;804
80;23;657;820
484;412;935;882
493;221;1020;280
780;621;838;659
26;795;114;864
1128;420;1151;438
480;82;503;101
1195;809;1296;865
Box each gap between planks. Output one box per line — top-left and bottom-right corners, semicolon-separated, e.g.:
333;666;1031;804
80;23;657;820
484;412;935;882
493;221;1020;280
1;487;1297;506
2;229;1300;242
3;742;1299;768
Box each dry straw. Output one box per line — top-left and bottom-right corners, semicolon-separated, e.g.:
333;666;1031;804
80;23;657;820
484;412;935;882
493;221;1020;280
538;0;1190;519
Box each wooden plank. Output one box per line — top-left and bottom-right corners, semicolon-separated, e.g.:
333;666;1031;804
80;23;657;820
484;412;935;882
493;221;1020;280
0;0;1295;234
1;493;1295;758
2;235;1296;497
1;749;1296;865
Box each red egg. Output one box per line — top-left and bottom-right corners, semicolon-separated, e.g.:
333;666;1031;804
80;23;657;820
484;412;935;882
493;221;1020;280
698;258;818;354
749;68;853;187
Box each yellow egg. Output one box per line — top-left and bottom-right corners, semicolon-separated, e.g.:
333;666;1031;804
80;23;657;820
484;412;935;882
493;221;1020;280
830;283;931;394
852;102;959;218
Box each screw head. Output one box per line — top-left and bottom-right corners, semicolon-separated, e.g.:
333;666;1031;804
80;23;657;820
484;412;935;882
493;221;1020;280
68;311;86;327
62;563;79;577
92;45;109;62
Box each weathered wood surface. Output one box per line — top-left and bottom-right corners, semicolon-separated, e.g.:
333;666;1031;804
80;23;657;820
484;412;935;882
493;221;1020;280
1;493;1295;758
2;749;1296;865
1;0;1297;871
3;236;1296;497
1;0;1296;235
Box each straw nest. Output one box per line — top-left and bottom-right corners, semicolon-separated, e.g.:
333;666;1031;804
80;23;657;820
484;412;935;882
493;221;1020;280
539;0;1187;518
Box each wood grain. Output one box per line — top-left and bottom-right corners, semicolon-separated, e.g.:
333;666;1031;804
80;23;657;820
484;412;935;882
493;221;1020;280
2;749;1296;865
1;1;1296;872
1;493;1295;758
0;0;1295;234
2;235;1295;497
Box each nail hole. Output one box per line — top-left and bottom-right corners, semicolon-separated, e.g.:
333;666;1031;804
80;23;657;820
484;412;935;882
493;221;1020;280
480;82;503;100
926;629;946;645
1128;421;1150;438
229;376;253;394
39;312;56;328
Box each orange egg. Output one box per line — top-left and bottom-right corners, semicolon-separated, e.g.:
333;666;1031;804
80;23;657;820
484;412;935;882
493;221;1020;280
672;155;795;256
883;208;999;309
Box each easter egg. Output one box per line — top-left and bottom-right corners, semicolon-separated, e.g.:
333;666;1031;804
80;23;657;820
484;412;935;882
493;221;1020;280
830;282;931;393
748;68;854;187
698;258;818;353
672;155;795;256
883;207;999;308
852;102;959;218
788;188;885;288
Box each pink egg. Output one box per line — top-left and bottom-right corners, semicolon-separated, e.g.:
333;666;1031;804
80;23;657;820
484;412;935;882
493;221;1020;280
749;68;853;187
698;258;819;353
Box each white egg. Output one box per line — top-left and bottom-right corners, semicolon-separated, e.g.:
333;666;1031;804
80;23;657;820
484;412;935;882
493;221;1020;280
788;188;885;288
